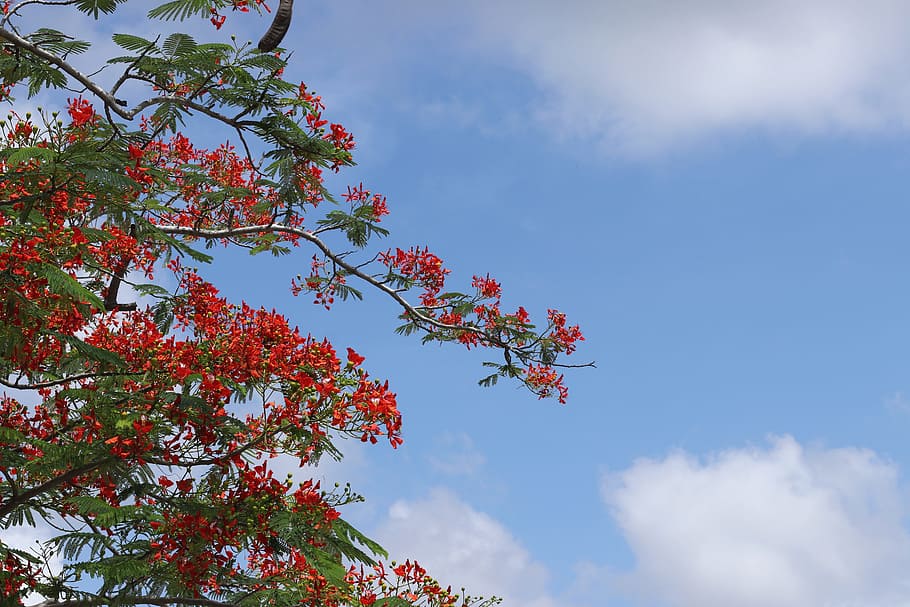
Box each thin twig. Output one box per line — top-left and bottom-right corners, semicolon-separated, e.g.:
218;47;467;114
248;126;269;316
0;370;141;390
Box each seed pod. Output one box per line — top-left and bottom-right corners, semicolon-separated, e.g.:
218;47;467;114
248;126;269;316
258;0;294;52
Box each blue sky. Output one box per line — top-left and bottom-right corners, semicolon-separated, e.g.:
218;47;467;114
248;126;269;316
15;1;910;606
245;3;910;605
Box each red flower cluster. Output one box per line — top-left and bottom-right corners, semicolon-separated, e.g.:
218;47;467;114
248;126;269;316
0;27;583;603
209;8;226;29
67;97;96;128
525;363;569;404
208;0;267;28
548;308;584;355
0;107;410;595
343;183;390;222
380;247;450;306
348;559;463;607
0;552;37;600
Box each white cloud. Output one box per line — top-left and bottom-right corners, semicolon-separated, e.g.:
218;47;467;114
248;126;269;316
459;1;910;152
374;488;560;607
257;0;910;153
602;436;910;607
427;432;486;476
885;391;910;415
28;2;910;153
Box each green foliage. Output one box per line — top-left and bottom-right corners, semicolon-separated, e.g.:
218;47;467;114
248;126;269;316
74;0;127;18
28;29;91;57
111;33;156;52
41;264;106;311
147;0;215;21
0;1;532;605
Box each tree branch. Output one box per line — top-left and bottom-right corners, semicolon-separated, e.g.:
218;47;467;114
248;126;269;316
0;26;131;117
154;222;595;369
156;223;477;334
0;458;113;519
103;223;137;312
0;371;141;390
145;422;298;468
34;597;236;607
0;27;257;129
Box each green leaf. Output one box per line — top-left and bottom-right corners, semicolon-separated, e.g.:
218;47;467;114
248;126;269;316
74;0;126;18
111;33;157;53
131;283;171;298
41;264;105;311
162;33;196;58
334;283;364;302
64;495;116;517
478;373;499;388
151;299;175;333
0;427;25;443
29;29;91;56
332;518;387;560
394;323;420;337
53;332;125;368
453;301;475;315
4;146;56;165
540;345;557;365
148;0;211;21
307;548;349;588
24;60;68;96
150;100;185;132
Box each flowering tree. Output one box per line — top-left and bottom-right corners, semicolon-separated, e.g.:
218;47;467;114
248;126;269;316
0;1;586;606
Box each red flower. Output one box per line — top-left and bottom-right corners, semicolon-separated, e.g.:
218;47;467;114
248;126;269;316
67;97;96;127
371;194;389;221
125;165;153;185
343;183;366;202
472;274;501;299
346;347;365;367
515;306;530;324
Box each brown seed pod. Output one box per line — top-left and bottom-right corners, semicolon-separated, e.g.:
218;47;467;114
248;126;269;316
258;0;294;52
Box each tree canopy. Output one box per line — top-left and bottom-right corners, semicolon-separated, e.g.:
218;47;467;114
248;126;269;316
0;1;586;605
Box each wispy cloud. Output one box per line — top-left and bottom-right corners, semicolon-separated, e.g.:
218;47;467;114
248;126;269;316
32;3;910;153
463;1;910;153
884;391;910;414
295;1;910;154
427;432;486;476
